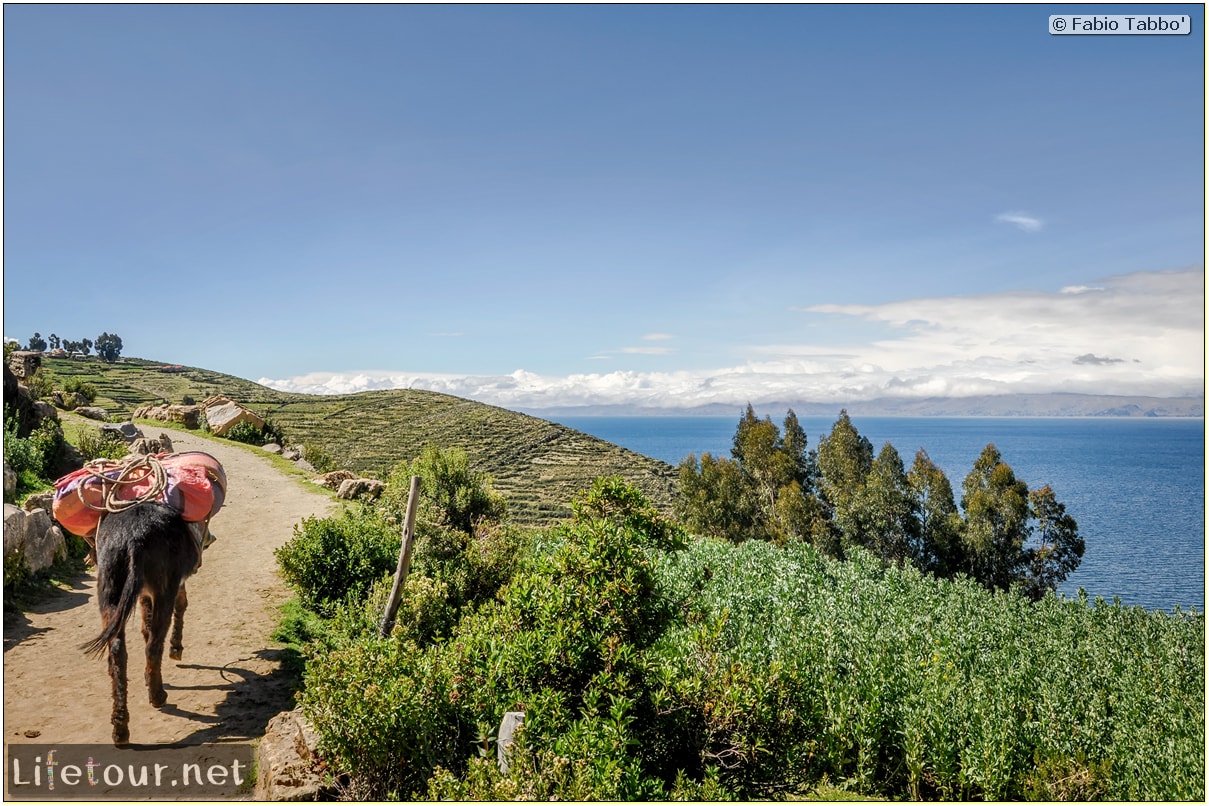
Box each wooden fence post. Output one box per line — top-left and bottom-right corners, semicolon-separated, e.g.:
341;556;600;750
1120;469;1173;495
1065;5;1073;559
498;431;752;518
379;475;421;638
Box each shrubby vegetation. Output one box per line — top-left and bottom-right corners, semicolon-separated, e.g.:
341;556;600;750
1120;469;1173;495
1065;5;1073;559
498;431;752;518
75;426;129;462
275;506;400;618
276;438;1203;801
224;416;287;447
3;414;67;501
61;376;99;404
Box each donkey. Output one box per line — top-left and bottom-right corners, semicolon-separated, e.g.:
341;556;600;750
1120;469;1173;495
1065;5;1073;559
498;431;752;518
81;501;200;745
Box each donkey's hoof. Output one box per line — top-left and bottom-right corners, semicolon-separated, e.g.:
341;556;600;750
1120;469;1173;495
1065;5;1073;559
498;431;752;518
150;689;168;708
113;726;130;746
169;647;183;661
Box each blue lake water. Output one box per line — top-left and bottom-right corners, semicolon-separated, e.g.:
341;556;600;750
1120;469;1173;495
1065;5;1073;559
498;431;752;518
553;415;1206;613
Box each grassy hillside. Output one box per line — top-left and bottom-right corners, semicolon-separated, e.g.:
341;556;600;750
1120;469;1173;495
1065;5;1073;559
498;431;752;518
41;356;677;524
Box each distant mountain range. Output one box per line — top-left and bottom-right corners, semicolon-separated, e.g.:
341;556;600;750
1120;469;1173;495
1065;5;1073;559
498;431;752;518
522;393;1205;419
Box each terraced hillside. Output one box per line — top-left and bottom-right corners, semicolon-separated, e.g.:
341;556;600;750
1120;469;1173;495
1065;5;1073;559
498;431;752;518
40;356;677;524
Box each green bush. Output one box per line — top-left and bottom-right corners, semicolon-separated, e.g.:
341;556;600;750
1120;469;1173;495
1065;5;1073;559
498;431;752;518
300;481;681;800
3;553;32;604
261;417;286;446
225;420;267;445
4;415;65;498
61;377;98;403
76;427;128;461
23;368;55;401
4;414;43;478
384;447;507;534
274;506;400;617
301;443;337;474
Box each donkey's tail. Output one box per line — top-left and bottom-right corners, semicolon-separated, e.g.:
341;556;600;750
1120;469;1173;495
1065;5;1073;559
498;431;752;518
80;525;143;657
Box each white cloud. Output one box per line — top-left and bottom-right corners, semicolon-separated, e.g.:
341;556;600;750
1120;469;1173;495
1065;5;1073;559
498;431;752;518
642;333;674;341
260;268;1204;409
995;211;1044;232
621;346;675;355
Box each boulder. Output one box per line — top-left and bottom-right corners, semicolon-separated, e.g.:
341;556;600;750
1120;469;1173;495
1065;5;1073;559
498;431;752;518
2;505;65;573
24;512;66;572
254;710;330;801
46;442;84;480
168;405;202;429
262;443;283;455
101;422;143;442
205;401;264;437
7;351;41;379
22;492;54;516
4;504;28;560
129;433;175;456
132;404;163;420
34;400;61;423
4;463;16;499
75;406;107;421
133;404;201;430
314;470;355;490
336;478;385;500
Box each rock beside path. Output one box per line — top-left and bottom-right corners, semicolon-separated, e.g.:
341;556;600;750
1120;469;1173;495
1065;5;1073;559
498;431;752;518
255;710;333;801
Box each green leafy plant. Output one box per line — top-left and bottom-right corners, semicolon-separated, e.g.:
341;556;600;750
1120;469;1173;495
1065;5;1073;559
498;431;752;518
261;417;286;446
383;446;507;534
3;415;65;497
274;506;400;617
23;367;55;401
75;427;128;461
225;420;268;445
60;377;98;404
301;443;338;473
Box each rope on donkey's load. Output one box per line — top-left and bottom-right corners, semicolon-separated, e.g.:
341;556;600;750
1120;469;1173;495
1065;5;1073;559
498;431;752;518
76;453;169;513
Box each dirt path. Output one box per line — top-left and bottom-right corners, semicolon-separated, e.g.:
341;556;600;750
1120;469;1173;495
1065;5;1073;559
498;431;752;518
2;424;334;751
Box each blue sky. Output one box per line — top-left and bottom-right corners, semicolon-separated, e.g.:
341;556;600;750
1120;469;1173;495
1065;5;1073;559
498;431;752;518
3;4;1203;409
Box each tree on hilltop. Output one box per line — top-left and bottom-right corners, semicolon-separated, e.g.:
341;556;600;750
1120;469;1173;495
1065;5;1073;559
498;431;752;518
95;332;124;362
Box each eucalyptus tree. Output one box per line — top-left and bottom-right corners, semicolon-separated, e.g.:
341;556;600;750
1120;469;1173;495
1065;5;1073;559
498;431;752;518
677;405;824;546
958;444;1083;600
907;449;963;576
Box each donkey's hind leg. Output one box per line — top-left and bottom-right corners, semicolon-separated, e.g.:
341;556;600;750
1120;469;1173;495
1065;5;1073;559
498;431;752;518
169;583;188;661
107;623;131;745
141;592;174;708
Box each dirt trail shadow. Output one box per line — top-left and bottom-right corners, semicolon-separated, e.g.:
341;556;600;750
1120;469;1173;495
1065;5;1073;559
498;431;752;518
3;574;93;653
170;649;302;745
